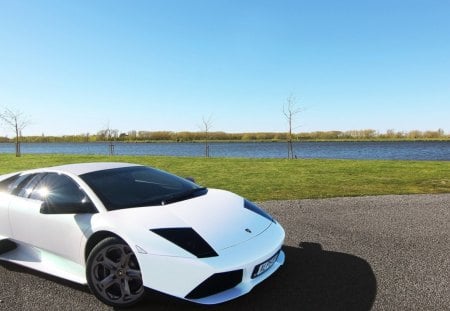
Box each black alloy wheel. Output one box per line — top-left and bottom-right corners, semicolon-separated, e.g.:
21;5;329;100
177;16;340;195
86;237;145;307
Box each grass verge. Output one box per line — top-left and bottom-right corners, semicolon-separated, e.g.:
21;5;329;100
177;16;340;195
1;154;449;201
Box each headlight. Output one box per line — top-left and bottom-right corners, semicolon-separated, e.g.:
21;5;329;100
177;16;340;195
150;227;218;258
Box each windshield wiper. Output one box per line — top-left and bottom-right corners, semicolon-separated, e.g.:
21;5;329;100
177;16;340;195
162;187;208;205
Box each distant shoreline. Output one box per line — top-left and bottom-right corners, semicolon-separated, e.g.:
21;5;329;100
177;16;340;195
1;138;449;144
1;129;449;144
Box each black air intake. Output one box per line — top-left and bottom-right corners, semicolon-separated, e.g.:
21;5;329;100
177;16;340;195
150;227;218;258
185;270;243;299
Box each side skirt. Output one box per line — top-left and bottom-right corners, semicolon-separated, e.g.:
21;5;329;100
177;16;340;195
0;242;87;285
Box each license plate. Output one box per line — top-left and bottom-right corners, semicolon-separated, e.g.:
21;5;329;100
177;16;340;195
251;250;280;279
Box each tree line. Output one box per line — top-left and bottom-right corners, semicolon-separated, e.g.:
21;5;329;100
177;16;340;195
1;103;448;158
0;128;448;144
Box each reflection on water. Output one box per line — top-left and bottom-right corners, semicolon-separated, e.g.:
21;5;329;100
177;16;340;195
0;141;449;160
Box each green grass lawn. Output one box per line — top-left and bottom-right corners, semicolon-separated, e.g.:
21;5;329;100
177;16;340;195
1;154;449;201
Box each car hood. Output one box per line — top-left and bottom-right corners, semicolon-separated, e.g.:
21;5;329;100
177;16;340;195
99;189;272;254
165;189;272;251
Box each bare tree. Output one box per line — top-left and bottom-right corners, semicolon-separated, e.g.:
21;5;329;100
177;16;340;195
0;107;30;157
200;116;213;158
283;95;302;159
98;122;118;155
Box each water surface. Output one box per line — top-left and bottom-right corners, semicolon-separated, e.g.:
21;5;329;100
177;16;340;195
0;141;449;160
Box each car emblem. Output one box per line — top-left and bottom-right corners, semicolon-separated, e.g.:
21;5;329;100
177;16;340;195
245;228;252;233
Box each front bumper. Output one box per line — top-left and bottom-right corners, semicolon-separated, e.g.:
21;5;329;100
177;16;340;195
189;249;285;304
138;222;285;304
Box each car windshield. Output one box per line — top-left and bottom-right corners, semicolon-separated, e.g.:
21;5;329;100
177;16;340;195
80;166;206;211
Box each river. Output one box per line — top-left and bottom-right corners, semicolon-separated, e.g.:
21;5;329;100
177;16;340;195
0;141;449;160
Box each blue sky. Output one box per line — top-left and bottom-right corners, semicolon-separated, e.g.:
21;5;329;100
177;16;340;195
0;0;449;136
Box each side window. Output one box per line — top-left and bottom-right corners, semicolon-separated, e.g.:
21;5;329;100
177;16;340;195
0;174;19;192
0;173;36;195
30;173;96;214
17;173;47;198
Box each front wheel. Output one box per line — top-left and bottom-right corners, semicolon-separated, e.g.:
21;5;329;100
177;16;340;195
86;237;145;307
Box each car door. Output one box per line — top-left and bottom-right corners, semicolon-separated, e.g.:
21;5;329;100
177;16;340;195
0;173;36;239
0;190;11;239
0;190;13;239
8;172;97;265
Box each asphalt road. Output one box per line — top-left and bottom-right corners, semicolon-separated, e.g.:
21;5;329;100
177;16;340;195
1;194;449;310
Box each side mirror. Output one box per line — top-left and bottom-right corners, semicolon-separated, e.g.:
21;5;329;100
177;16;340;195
40;202;49;214
40;201;97;214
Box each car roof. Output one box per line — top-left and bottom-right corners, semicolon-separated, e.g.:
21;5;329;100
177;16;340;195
37;162;141;176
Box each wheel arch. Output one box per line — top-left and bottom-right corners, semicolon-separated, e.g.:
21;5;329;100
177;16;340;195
84;230;124;261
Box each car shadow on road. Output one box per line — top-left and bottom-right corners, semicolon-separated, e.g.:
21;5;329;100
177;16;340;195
128;242;377;311
1;242;377;310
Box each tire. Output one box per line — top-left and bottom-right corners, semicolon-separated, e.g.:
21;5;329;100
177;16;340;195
86;237;145;308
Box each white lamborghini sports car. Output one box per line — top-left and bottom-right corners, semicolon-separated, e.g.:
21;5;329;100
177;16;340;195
0;162;285;307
